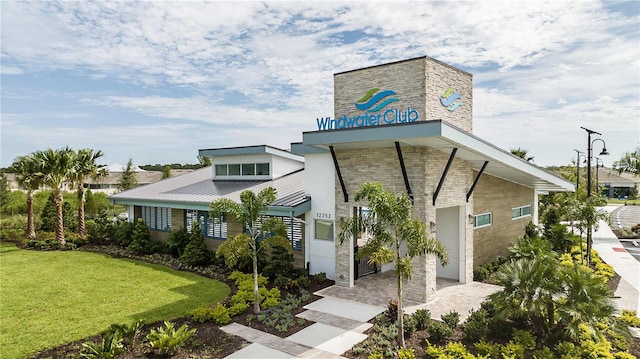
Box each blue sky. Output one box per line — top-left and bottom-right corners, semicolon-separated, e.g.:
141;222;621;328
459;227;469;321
1;1;639;168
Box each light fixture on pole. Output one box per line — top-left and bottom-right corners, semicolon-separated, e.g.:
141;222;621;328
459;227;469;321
573;149;586;192
580;126;609;265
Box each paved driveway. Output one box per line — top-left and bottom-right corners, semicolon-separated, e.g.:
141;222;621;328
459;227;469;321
609;206;640;263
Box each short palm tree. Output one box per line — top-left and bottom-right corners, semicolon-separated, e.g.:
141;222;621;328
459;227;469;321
338;182;448;348
555;265;614;340
32;147;75;245
69;148;107;237
12;154;44;238
210;188;290;314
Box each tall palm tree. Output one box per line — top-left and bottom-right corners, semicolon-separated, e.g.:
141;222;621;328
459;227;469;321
613;147;640;177
69;148;107;237
338;182;448;348
33;147;75;245
510;147;534;162
12;154;44;238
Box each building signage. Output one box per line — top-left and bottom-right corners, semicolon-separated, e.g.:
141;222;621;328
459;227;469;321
316;88;420;131
440;86;462;111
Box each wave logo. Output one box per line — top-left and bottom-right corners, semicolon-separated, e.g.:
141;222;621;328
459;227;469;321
440;87;462;111
355;88;399;112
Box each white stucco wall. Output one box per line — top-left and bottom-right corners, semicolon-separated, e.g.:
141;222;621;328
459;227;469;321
304;152;336;279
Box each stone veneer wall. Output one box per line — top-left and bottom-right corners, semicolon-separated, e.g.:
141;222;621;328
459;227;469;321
472;173;535;266
334;57;472;133
334;146;473;302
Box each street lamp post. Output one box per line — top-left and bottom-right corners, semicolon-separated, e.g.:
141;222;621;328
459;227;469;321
580;127;609;265
595;157;603;195
573;148;585;192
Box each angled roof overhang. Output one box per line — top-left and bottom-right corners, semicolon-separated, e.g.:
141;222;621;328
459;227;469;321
293;120;574;192
199;144;304;162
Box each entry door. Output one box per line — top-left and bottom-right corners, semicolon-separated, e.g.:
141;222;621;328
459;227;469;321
435;206;462;280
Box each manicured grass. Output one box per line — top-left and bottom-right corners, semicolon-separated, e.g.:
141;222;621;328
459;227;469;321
607;198;640;205
0;242;229;359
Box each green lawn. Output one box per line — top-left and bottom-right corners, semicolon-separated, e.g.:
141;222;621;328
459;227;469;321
607;198;640;205
0;242;229;359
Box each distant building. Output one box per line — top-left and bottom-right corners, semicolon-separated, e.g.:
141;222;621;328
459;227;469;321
597;167;639;199
5;163;192;195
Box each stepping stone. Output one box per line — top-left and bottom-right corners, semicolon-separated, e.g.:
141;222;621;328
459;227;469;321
297;309;372;333
287;323;367;355
303;297;384;322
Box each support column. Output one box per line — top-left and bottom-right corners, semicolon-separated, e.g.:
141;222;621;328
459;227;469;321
335;233;354;287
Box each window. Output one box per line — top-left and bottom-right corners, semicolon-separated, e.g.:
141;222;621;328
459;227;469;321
228;164;241;176
215;164;227;176
473;212;492;229
185;210;227;239
242;163;255;175
141;206;172;231
254;216;303;251
512;205;532;220
314;219;334;241
256;163;270;175
215;162;270;177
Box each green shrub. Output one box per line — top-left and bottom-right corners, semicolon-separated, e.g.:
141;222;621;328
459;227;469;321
274;274;289;288
210;303;231;325
262;245;295;279
412;309;431;331
297;275;310;288
532;347;555;359
127;219;151;254
618;310;640;327
463;308;488;341
187;305;217;323
228;302;249;316
473;266;490;281
426;341;475;359
503;341;525;359
312;272;327;284
474;338;501;358
146;321;196;354
166;229;190;257
80;331;125;359
367;353;383;359
86;211;116;245
441;310;460;329
115;221;134;247
180;222;210;266
614;352;637;359
512;329;536;350
403;314;417;336
397;347;416;359
428;321;453;342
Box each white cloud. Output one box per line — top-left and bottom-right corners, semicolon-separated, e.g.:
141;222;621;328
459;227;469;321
1;1;638;167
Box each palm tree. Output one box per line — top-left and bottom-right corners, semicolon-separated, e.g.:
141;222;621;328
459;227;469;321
489;256;559;337
555;265;614;340
12;154;44;238
510;147;534;162
32;147;75;245
210;188;290;314
613;147;640;177
338;182;448;347
69;148;107;237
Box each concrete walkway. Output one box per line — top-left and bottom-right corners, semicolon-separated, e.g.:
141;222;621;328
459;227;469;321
221;296;384;358
594;205;640;314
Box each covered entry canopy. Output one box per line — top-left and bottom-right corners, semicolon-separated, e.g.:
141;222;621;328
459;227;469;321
292;120;574;192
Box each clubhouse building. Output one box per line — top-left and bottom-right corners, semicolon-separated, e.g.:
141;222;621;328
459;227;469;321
110;57;574;302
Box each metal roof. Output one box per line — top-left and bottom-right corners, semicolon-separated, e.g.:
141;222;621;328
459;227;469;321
110;167;307;213
293;120;575;192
